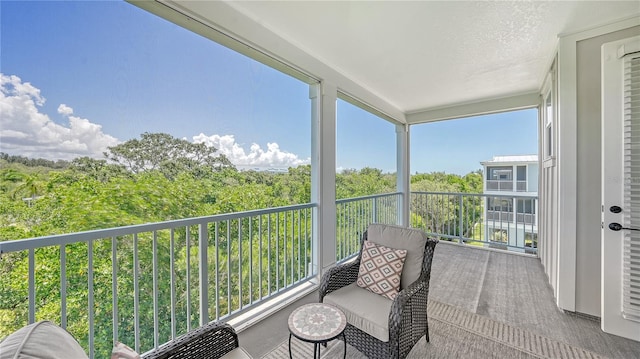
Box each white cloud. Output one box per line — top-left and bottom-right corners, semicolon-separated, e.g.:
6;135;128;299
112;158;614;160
193;133;310;168
0;73;120;160
57;104;73;116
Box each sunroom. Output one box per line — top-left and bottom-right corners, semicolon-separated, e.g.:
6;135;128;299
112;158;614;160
1;1;639;358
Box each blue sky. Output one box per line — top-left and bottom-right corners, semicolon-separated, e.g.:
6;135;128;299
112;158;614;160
1;1;537;175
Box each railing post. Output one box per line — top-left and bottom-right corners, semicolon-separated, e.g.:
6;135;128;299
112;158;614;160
458;194;464;244
199;223;209;326
372;197;377;224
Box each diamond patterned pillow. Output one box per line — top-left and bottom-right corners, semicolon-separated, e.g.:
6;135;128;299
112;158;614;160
356;240;408;300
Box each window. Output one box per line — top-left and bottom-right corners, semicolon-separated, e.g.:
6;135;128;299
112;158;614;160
488;166;512;180
517;199;536;214
488;197;513;212
544;92;553;158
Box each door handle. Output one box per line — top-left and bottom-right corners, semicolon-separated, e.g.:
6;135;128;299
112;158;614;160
608;222;640;231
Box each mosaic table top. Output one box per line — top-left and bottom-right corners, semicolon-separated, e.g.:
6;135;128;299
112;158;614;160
288;303;347;342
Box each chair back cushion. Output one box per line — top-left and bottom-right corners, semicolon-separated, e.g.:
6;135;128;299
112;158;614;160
0;321;88;359
365;224;428;290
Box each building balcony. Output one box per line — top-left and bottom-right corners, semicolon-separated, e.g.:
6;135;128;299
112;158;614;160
0;192;635;358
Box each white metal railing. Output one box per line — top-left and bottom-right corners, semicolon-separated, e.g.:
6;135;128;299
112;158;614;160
0;204;315;358
335;192;401;262
486;179;513;191
410;192;538;253
486;180;529;192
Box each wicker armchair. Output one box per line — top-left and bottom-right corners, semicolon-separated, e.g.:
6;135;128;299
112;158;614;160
319;224;438;359
142;321;251;359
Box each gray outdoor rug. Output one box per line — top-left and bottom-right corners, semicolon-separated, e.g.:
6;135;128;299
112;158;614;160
262;300;607;359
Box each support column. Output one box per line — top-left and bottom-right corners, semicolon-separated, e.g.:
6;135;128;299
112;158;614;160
311;82;337;278
396;123;410;227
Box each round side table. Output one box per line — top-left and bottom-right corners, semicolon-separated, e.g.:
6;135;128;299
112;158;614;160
287;303;347;359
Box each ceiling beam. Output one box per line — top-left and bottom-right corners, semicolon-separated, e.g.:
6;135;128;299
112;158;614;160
405;92;540;125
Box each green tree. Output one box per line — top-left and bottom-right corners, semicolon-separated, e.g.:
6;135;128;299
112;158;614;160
336;167;394;199
105;132;234;177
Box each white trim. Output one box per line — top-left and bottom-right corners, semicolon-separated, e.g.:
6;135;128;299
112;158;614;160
617;41;640;58
555;16;640;312
405;92;539;124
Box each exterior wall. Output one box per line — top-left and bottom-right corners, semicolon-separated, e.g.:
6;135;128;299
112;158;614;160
540;57;559;307
574;25;640;317
551;16;639;314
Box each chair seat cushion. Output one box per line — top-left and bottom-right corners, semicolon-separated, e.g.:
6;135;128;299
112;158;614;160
323;283;392;342
220;346;253;359
0;321;88;359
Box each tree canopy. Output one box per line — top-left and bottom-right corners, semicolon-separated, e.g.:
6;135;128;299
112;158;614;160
105;132;234;177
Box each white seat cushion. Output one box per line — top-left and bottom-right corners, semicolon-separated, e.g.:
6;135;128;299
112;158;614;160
366;224;428;289
220;346;253;359
323;283;392;342
0;321;88;359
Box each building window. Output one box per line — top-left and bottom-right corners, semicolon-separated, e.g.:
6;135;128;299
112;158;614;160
487;166;512;180
488;197;513;212
517;199;535;214
544;92;553;158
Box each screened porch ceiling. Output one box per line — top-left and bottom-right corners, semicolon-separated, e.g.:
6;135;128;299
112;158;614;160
139;1;639;124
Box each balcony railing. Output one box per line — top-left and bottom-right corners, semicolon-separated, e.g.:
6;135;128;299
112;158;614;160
410;192;538;253
0;204;315;358
486;180;529;192
486;179;513;191
486;210;536;225
0;191;538;358
335;192;401;262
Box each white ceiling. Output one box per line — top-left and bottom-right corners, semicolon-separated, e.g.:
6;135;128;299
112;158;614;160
223;1;638;113
154;1;640;120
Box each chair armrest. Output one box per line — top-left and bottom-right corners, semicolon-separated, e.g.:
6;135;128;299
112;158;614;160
319;259;361;302
142;321;239;359
388;275;430;358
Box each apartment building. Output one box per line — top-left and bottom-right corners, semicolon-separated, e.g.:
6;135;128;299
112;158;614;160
481;155;538;252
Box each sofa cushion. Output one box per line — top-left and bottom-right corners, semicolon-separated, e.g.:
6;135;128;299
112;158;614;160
356;240;407;300
0;321;88;359
324;283;392;342
366;224;428;289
